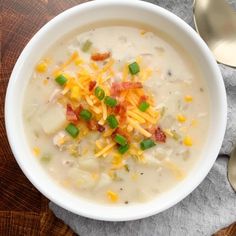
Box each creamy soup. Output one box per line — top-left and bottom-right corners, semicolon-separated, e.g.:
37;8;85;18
23;24;209;205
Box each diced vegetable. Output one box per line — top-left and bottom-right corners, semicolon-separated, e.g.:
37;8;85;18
89;81;97;91
172;130;180;140
104;96;117;107
66;104;78;123
154;127;166;143
124;164;130;172
55;74;67;86
40;104;66;134
114;134;127;146
36;62;47;73
110;82;143;96
106;115;118;129
128;62;140;75
177;114;186;123
87;120;98;131
65;123;79;138
80;109;92;121
138;101;150;112
94;87;105;100
96;173;112;189
184;95;193;102
118;144;129;154
107;190;119;202
97;124;105;132
79;157;99;171
183;136;193;146
140;139;156;150
69;168;95;189
82;40;92;52
91;52;110;61
41;155;51;163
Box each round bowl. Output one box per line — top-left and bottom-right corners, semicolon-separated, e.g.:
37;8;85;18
5;0;227;221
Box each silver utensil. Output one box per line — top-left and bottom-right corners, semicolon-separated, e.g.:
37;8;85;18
193;0;236;191
228;146;236;191
193;0;236;68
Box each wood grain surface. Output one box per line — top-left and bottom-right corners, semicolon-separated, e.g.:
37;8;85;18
0;0;235;235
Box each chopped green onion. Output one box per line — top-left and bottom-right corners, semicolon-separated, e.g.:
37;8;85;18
114;134;127;146
82;40;92;52
80;109;92;121
160;106;166;117
55;74;67;86
140;139;156;150
118;144;129;154
138;101;150;112
95;87;105;100
41;155;51;163
65;123;79;138
172;130;180;141
106;115;118;129
124;164;130;172
128;62;140;75
104;96;117;107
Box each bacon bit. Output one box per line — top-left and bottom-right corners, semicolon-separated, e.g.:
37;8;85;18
114;102;127;123
87;120;105;132
87;120;97;131
139;95;148;105
111;82;143;96
91;52;111;61
114;103;126;115
97;124;105;132
66;104;78;123
89;81;97;91
154;126;166;143
74;104;83;117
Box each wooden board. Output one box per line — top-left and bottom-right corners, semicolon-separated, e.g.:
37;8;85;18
0;0;235;235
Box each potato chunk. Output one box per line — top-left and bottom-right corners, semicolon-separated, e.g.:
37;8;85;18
40;104;66;134
79;158;99;171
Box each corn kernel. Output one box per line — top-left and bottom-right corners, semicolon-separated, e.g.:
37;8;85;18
43;79;49;85
140;30;147;35
107;190;119;202
191;119;198;127
131;172;139;181
112;154;123;166
183;136;193;146
75;58;84;65
177;114;187;123
184;95;193;102
91;173;99;180
70;86;80;100
33;146;40;156
61;180;70;188
36;62;47;73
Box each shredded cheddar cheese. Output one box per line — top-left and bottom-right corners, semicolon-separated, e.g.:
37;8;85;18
127;118;152;137
95;142;116;157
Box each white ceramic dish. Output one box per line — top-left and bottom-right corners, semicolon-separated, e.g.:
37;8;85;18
5;0;227;221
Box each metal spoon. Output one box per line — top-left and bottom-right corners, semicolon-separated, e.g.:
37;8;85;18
228;147;236;191
193;0;236;68
193;0;236;191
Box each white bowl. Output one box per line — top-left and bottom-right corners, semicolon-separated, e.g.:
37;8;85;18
5;0;227;221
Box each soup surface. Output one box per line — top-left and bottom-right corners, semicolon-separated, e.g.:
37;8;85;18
23;24;209;204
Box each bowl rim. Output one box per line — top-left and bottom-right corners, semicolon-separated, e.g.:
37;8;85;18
5;0;227;221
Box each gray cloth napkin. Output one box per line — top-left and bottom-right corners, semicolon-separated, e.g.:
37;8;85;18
50;0;236;235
